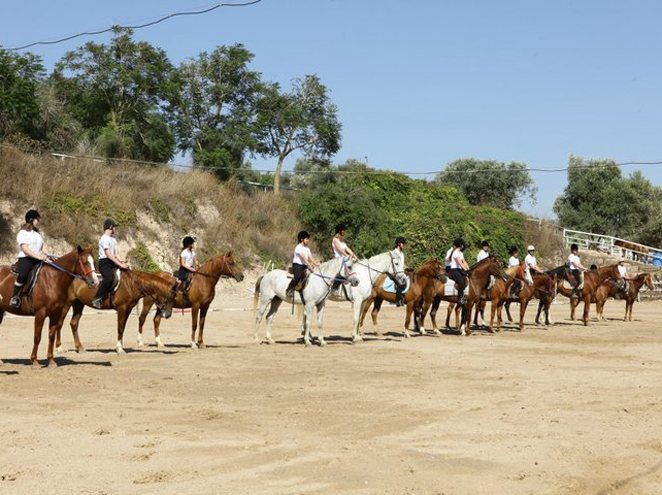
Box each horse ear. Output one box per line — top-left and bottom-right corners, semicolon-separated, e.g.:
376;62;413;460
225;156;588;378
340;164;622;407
225;250;233;257
77;245;83;255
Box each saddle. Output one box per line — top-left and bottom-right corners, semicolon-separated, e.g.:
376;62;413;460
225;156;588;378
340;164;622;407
98;269;121;307
12;262;45;299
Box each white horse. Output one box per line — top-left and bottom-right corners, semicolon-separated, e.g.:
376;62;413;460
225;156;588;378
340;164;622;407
327;250;408;342
253;257;359;346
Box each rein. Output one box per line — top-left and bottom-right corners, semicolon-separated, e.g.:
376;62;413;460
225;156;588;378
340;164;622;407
44;259;86;281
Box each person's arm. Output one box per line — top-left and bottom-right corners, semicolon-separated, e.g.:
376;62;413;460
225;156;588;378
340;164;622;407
105;248;129;269
20;244;48;261
180;255;197;272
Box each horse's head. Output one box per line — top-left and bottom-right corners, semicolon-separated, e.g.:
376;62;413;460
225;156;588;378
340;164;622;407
390;251;408;286
75;245;99;288
643;273;655;290
221;251;244;282
341;257;360;287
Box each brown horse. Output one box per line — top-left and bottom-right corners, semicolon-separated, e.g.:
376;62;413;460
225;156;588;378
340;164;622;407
55;270;176;354
138;252;244;348
571;272;655;322
0;247;97;366
533;265;576;325
555;264;622;325
416;255;508;336
498;272;556;331
358;259;445;338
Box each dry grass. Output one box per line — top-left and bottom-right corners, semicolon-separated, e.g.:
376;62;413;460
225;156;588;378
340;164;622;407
0;145;299;267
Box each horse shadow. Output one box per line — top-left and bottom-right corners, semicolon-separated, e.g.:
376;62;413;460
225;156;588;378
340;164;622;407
0;370;19;375
1;357;112;367
85;347;179;355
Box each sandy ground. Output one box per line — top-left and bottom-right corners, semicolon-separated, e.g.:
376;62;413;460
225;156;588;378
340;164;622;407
0;280;661;495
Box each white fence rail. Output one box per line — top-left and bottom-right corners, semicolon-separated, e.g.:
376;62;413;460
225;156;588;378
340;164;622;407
562;228;662;267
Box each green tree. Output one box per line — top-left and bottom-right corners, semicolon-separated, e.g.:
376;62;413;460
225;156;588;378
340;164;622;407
52;28;177;162
0;49;45;140
434;158;537;210
254;75;341;194
171;44;263;180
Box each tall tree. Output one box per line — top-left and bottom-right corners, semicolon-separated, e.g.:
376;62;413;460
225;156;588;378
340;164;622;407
171;44;263;180
254;75;341;194
0;49;45;140
434;158;536;210
52;28;177;162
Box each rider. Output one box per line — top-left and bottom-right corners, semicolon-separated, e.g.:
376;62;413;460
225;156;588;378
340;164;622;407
567;243;588;297
449;238;470;305
391;236;407;307
92;219;129;309
614;258;632;297
476;240;490;262
176;236;198;292
508;246;520;268
10;209;51;308
332;223;358;261
286;230;318;298
524;245;544;275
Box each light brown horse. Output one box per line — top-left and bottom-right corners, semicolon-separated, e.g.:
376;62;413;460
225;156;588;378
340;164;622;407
0;247;97;366
55;270;176;354
138;252;244;348
571;272;654;322
416;255;508;336
533;265;576;325
556;264;622;325
358;259;445;338
497;272;556;331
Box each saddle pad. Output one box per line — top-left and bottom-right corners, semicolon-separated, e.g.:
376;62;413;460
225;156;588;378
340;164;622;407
562;279;584;291
381;276;411;294
444;279;458;297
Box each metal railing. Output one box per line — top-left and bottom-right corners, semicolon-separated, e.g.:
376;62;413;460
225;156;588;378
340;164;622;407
562;228;662;266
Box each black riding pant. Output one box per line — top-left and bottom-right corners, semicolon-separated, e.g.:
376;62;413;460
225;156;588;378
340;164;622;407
178;266;192;282
287;263;307;292
571;269;581;289
16;257;41;285
95;258;117;300
449;268;466;300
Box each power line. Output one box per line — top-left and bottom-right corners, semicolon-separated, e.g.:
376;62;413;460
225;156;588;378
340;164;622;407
5;0;263;51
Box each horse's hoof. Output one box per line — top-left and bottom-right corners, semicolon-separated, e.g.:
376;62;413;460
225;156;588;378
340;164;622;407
190;342;198;349
267;338;275;345
116;346;126;355
318;339;327;347
30;360;40;368
155;339;164;348
304;339;312;347
46;359;58;368
55;346;64;355
352;335;363;344
75;347;86;354
197;342;206;350
136;339;144;348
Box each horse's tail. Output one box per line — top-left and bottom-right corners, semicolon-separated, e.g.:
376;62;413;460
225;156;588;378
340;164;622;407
253;276;263;313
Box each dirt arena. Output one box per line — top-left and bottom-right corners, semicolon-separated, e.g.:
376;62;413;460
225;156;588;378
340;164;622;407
1;279;661;495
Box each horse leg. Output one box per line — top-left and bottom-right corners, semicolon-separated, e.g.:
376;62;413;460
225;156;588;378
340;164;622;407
475;300;487;327
31;311;47;366
430;299;441;330
582;295;590;326
315;301;326;346
254;295;271;343
190;306;200;349
263;298;283;344
137;298;151;347
570;297;577;320
116;308;131;354
405;300;420;337
352;298;364;343
444;302;453;329
54;302;72;354
303;304;314;347
68;300;86;353
505;301;513;322
196;305;209;349
519;299;529;331
371;297;385;336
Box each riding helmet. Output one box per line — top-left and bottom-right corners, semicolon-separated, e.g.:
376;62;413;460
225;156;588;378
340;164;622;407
182;236;195;248
527;245;535;252
25;209;41;224
394;236;406;247
103;218;118;230
570;243;579;252
335;223;348;234
297;230;310;242
453;238;464;248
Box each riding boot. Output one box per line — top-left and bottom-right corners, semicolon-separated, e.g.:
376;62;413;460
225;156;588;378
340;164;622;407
458;290;466;306
395;287;405;307
9;284;22;308
286;279;296;299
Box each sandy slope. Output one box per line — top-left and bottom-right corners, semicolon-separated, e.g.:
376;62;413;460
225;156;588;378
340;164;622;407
0;286;661;495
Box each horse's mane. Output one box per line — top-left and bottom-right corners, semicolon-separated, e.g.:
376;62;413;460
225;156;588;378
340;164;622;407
131;270;176;295
317;257;343;273
416;259;441;278
468;254;495;271
545;265;568;276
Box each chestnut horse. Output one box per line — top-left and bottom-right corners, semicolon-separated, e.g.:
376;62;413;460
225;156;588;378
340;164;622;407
571;272;654;322
498;273;556;331
55;270;176;355
138;252;244;349
533;265;576;325
0;246;97;366
555;264;622;325
358;259;445;338
416;255;508;336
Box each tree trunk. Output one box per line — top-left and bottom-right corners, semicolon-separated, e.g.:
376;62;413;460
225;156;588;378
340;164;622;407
273;155;285;195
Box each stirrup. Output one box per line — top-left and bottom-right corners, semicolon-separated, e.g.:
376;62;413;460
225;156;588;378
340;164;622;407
9;296;20;308
92;298;102;309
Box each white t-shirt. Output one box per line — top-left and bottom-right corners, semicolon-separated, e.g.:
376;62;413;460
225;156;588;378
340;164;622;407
332;238;348;259
567;253;581;270
524;253;537;269
450;248;465;269
293;243;312;266
98;234;118;260
508;256;520;267
617;264;627;277
17;229;44;259
181;248;196;269
477;249;489;262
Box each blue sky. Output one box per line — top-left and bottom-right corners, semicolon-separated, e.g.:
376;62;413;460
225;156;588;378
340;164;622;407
4;0;662;218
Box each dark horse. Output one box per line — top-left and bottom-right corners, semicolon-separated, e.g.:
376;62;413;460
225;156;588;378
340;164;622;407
571;272;654;322
358;259;446;338
0;247;97;366
498;272;556;331
533;265;576;325
138;252;244;349
55;270;177;354
416;255;508;336
555;264;622;325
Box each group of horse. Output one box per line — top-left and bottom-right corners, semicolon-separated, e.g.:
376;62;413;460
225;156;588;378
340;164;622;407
0;247;244;366
254;252;654;346
0;246;654;365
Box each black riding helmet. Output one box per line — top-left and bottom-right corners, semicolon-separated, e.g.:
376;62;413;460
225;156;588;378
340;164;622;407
25;209;41;224
453;237;465;248
394;236;406;247
570;243;579;252
103;218;118;230
335;223;348;234
297;230;310;242
182;236;195;248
